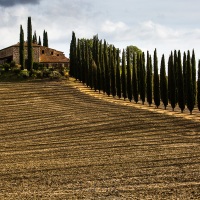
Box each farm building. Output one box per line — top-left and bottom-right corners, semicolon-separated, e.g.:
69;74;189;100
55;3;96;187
0;42;69;68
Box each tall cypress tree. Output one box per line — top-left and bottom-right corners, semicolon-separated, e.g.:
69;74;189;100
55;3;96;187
140;52;146;104
186;50;194;114
38;36;41;45
69;31;77;77
137;53;141;96
153;48;160;108
146;51;152;106
191;49;196;105
126;47;132;102
169;53;177;111
121;49;127;100
116;49;121;99
43;30;48;47
132;52;138;103
160;54;168;109
104;40;110;96
197;60;200;111
27;16;33;71
19;25;25;70
177;50;185;112
110;46;116;97
33;31;37;44
183;52;187;101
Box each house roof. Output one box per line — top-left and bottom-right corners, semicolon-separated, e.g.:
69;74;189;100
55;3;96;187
40;54;69;63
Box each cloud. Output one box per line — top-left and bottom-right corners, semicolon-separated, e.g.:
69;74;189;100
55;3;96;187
0;0;40;7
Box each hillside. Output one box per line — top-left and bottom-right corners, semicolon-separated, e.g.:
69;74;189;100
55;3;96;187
0;79;200;199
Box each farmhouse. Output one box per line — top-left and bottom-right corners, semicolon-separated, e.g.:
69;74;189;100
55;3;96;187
0;42;69;68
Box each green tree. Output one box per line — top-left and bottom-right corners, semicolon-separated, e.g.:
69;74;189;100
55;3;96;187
191;49;196;105
197;60;200;111
116;49;121;99
43;30;48;47
168;52;177;111
104;40;110;96
186;50;194;114
140;52;146;104
160;54;168;109
33;31;37;44
27;16;33;71
38;36;41;45
183;52;187;101
126;47;132;102
146;51;152;106
121;49;127;100
153;48;160;108
69;31;77;77
19;25;25;70
132;52;138;103
177;50;185;112
111;46;116;97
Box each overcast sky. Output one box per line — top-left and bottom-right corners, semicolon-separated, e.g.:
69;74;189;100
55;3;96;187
0;0;200;62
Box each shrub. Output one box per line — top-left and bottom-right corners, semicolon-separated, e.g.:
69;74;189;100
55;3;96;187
19;69;29;78
43;68;51;78
31;70;43;79
49;71;61;80
4;63;10;72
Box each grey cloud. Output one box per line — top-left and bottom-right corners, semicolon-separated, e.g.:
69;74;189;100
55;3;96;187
0;0;40;7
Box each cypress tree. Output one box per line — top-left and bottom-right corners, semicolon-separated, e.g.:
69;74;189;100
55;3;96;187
116;49;121;99
69;31;77;77
43;30;48;47
27;16;33;71
146;51;152;106
191;49;196;105
126;47;132;102
160;54;168;109
99;40;105;93
183;52;187;101
89;48;93;89
121;49;127;100
81;40;86;84
104;40;110;96
33;31;37;44
177;50;185;112
153;48;160;108
19;25;25;70
197;60;200;111
132;52;138;103
137;53;141;96
96;41;101;93
76;39;81;81
85;40;90;87
111;46;116;97
38;36;41;45
186;50;194;114
169;54;177;111
140;52;146;104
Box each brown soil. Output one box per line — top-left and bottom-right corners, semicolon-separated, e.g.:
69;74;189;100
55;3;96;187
0;78;200;199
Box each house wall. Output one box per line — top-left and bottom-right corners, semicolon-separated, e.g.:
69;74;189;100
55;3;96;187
13;46;40;64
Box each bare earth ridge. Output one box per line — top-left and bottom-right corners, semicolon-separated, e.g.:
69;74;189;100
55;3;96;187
0;78;200;199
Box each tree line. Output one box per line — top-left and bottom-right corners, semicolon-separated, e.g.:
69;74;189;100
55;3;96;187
70;32;200;114
19;17;49;71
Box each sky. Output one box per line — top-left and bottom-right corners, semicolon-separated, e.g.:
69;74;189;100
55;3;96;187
0;0;200;63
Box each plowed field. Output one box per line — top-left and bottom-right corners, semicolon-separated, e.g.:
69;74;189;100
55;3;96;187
0;79;200;199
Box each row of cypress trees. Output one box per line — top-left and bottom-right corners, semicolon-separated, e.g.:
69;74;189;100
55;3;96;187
70;32;200;114
19;17;49;71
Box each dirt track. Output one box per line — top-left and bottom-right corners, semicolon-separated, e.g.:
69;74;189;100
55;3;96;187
0;79;200;199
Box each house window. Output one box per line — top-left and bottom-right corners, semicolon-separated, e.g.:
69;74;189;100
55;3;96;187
57;54;59;56
51;52;53;55
42;50;45;54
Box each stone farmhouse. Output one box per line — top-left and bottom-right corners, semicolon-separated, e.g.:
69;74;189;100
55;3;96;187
0;42;69;68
